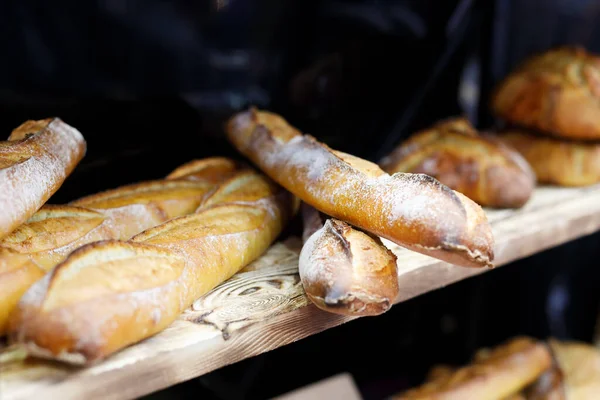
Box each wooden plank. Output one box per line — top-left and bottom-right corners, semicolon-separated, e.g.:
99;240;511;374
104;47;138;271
3;185;600;400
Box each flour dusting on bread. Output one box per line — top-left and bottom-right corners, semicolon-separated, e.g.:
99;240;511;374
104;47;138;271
227;108;494;268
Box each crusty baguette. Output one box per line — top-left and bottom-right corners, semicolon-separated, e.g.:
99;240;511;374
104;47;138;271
548;338;600;400
380;118;535;208
8;169;296;364
0;118;86;239
0;157;239;335
300;203;398;316
498;130;600;186
492;47;600;141
226;108;494;268
392;337;553;400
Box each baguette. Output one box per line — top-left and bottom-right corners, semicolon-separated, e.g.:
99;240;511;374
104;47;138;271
380;118;535;208
392;337;553;400
8;169;296;364
227;108;494;268
0;118;86;239
0;157;239;335
300;203;398;316
499;130;600;186
492;47;600;141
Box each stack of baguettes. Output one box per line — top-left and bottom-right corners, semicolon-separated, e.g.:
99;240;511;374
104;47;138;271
391;336;600;400
492;46;600;187
1;107;496;366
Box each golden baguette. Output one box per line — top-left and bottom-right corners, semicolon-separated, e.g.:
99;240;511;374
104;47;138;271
0;118;86;239
300;203;399;316
0;157;239;335
392;337;553;400
226;108;494;268
8;169;296;364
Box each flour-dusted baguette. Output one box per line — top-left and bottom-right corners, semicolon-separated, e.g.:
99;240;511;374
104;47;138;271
8;169;296;364
0;118;86;239
499;130;600;186
300;204;398;316
380;118;535;208
227;108;494;268
492;47;600;141
0;158;239;335
392;337;553;400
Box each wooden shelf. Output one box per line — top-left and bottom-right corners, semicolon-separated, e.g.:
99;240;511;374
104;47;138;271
3;185;600;400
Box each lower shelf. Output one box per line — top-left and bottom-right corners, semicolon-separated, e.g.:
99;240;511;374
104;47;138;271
3;184;600;400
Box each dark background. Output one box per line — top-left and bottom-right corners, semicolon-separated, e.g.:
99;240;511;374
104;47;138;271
1;0;600;399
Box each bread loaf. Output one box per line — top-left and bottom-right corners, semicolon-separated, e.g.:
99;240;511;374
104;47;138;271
0;157;239;335
548;339;600;399
227;108;494;268
0;118;86;239
380;118;535;208
499;130;600;186
422;365;529;400
492;47;600;141
300;204;398;316
8;169;296;364
392;337;553;400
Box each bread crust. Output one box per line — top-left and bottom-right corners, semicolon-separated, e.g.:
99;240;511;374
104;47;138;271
8;170;295;364
299;204;398;316
0;249;45;334
0;158;239;336
0;118;86;239
227;108;494;268
492;46;600;141
393;337;553;400
549;339;600;399
380;118;536;208
499;130;600;186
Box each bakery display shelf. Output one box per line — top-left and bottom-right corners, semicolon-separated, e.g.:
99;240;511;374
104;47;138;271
3;184;600;400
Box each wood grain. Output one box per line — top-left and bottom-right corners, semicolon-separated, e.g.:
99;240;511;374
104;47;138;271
3;185;600;400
